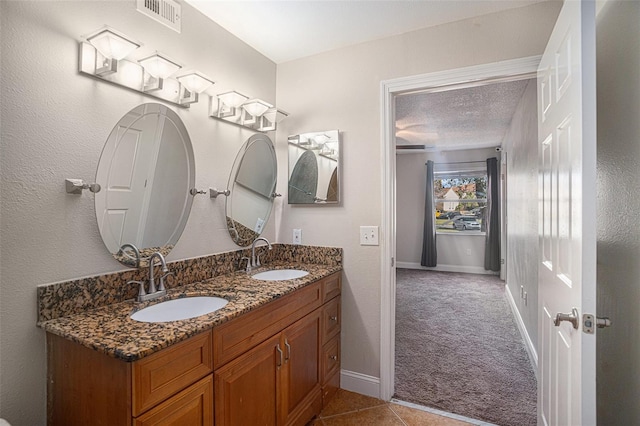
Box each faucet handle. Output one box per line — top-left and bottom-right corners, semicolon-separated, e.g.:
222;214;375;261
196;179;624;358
158;271;174;292
128;280;146;300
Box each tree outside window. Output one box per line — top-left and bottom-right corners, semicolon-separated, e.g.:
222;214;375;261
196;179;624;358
434;174;487;233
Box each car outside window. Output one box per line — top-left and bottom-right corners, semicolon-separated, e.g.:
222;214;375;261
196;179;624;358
434;173;487;234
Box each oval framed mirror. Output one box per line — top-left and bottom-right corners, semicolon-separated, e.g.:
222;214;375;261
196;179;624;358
225;134;277;247
95;103;195;267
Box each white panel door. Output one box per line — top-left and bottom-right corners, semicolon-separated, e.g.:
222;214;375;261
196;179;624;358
97;108;162;249
537;1;596;425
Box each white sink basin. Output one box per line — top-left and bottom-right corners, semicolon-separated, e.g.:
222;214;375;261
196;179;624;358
252;269;309;281
131;296;228;323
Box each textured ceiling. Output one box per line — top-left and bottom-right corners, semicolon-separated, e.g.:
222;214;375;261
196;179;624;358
185;0;549;64
395;79;533;151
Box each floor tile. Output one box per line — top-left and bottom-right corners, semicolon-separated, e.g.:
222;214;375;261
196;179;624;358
320;389;387;418
390;403;473;426
322;406;404;426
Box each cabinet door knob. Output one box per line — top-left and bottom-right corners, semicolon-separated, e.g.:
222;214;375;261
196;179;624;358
329;355;338;361
329;316;338;322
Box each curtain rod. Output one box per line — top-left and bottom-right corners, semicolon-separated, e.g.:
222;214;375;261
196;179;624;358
430;160;488;165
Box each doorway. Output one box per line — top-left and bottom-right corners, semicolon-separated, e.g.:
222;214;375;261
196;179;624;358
379;56;541;405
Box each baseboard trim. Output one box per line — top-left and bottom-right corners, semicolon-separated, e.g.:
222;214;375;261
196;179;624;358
504;284;538;377
340;370;380;399
396;261;499;275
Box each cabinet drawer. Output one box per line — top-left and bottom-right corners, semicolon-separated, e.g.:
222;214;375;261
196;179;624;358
321;297;341;344
321;334;340;384
133;331;213;416
321;272;341;303
134;375;213;426
214;281;322;369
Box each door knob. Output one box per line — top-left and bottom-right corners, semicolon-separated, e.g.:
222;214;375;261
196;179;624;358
554;308;579;329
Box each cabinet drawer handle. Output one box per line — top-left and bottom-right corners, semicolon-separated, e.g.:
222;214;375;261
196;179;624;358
276;344;283;367
329;316;338;322
329;355;338;361
284;339;291;362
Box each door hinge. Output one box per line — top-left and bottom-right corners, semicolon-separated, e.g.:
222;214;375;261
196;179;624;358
391;257;395;267
583;313;612;334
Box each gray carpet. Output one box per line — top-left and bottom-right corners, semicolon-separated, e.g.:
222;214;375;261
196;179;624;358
394;269;537;426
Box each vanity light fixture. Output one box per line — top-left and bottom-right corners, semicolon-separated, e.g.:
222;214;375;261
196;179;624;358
85;26;141;76
241;99;272;125
177;71;214;105
77;25;292;121
258;108;289;131
217;91;249;118
138;52;181;92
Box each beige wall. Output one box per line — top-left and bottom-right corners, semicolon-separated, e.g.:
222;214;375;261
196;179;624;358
0;2;276;424
396;148;499;274
275;2;561;384
501;80;539;353
596;1;640;423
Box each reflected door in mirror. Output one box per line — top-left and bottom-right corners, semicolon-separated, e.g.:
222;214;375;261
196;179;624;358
95;103;195;266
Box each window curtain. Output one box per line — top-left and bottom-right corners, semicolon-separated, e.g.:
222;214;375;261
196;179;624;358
421;160;437;267
484;157;501;271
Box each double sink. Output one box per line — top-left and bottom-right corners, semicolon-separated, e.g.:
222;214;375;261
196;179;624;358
131;269;309;323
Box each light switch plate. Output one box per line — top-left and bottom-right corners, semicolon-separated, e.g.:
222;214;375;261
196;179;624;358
360;226;379;246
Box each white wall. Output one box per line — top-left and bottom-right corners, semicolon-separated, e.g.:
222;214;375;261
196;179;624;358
396;148;498;274
595;1;640;423
275;2;561;387
501;80;539;354
0;2;276;424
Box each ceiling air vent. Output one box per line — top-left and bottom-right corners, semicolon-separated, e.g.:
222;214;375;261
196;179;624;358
136;0;181;33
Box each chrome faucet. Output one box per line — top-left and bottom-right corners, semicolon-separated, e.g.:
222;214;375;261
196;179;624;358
128;251;171;302
250;237;272;270
119;243;140;268
148;252;169;294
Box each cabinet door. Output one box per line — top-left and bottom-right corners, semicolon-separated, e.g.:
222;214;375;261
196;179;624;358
280;310;322;426
134;375;213;426
215;334;281;426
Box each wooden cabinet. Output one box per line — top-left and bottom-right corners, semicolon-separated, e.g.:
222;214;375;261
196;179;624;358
214;311;322;426
47;330;213;426
279;311;322;425
213;272;341;426
47;271;341;426
134;376;213;426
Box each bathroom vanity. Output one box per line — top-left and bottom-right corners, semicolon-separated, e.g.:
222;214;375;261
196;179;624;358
43;265;341;426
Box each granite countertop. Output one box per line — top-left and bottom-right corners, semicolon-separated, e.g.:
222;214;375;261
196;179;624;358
39;261;341;362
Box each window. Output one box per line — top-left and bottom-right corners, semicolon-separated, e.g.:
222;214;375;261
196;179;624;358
434;172;487;234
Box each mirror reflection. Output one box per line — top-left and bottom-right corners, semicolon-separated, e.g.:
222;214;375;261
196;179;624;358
288;130;340;204
95;103;195;267
226;134;277;247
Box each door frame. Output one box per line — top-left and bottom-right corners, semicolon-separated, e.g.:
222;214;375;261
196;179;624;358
379;55;541;400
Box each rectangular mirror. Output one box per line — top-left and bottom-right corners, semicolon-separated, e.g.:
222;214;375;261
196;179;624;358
288;130;340;204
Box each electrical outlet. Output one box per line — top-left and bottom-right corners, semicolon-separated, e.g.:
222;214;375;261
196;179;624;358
293;229;302;245
360;226;379;246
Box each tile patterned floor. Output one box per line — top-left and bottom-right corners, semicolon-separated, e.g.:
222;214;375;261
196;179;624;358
309;389;474;426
